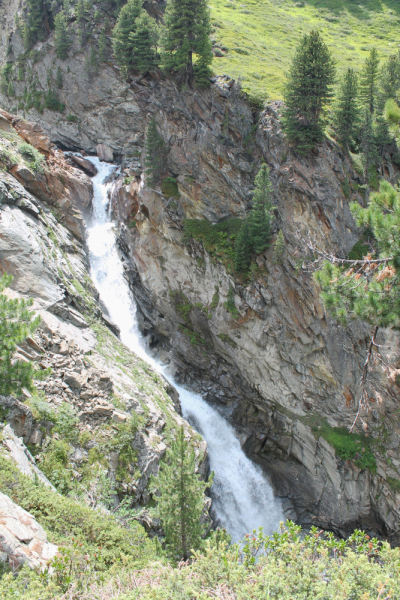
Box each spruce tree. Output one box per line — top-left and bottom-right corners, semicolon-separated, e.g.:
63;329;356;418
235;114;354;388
152;426;210;560
162;0;213;86
145;117;167;185
234;220;252;273
379;52;400;107
56;66;63;89
76;0;88;47
332;68;360;151
54;11;70;60
99;27;107;63
0;274;42;396
360;48;380;114
283;31;335;154
360;106;378;189
24;0;53;49
128;12;159;74
248;164;272;254
112;0;142;73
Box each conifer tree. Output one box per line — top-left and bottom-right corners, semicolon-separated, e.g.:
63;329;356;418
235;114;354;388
145;117;167;185
315;180;400;329
360;48;380;114
56;66;63;89
0;274;42;396
128;12;159;74
152;426;210;560
332;68;360;151
234;220;252;273
360;106;378;189
76;0;88;47
99;27;107;63
112;0;142;73
162;0;213;86
24;0;53;49
379;52;400;107
54;11;70;60
283;31;335;154
248;164;272;254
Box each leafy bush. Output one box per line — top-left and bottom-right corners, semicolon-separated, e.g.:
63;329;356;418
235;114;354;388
44;88;65;112
183;218;242;270
161;177;179;198
18;141;45;172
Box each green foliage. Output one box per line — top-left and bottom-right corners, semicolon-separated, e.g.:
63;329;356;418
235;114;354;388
313;422;376;472
44;88;65;112
332;68;360;151
283;30;335;154
359;105;378;183
379;52;400;107
53;402;79;442
248;163;273;254
314;179;400;329
18;141;45;172
162;0;213;86
112;0;158;74
234;219;251;273
128;12;159;74
348;240;370;261
273;230;285;264
54;11;70;60
217;332;237;348
40;439;73;493
23;0;54;50
224;285;239;318
56;66;63;89
169;289;193;324
0;274;43;396
1;63;13;96
151;426;210;560
360;47;380;114
145;117;168;186
0;455;156;587
98;27;107;63
161;176;179;198
183;217;242;270
210;287;219;310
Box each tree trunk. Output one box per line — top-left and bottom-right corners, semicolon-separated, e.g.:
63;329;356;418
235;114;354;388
187;50;193;86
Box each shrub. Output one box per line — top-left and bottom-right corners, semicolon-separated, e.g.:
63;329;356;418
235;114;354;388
18;141;45;172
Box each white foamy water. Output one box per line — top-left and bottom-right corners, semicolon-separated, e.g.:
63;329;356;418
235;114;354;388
85;156;283;542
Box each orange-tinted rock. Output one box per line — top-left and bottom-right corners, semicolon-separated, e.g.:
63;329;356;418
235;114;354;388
13;118;52;155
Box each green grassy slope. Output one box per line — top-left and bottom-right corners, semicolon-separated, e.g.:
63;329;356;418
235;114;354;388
211;0;400;99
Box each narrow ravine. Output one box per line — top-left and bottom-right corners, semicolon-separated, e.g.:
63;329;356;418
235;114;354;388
85;157;284;542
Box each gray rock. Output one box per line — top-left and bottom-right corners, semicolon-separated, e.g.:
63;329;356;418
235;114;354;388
97;144;114;162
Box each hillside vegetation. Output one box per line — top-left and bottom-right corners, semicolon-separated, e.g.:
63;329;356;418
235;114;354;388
211;0;400;99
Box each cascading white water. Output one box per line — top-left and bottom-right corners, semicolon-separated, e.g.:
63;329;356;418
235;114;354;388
85;156;284;542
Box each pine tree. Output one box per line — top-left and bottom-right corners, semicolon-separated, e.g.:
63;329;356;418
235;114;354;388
152;426;210;560
234;220;252;273
379;52;400;107
360;106;378;189
145;117;167;185
283;31;335;154
54;11;70;60
56;66;63;89
24;0;53;50
112;0;142;73
248;164;272;254
314;180;400;329
360;48;380;114
128;12;159;74
76;0;88;47
162;0;213;87
0;274;42;396
273;230;285;264
332;68;360;151
99;27;107;63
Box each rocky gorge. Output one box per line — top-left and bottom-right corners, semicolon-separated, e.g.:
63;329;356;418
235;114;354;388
0;4;400;565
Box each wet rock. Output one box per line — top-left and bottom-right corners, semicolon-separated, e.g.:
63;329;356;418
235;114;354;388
68;153;98;176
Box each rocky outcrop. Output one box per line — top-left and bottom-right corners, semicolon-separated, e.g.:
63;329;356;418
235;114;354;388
0;138;206;513
0;491;58;570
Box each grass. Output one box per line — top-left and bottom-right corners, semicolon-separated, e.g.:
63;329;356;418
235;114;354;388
312;421;377;472
210;0;400;99
183;218;242;271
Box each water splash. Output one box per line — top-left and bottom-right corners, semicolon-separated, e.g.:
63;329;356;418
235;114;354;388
85;156;283;542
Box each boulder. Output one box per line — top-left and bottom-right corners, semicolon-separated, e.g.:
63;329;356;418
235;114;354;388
0;491;58;569
13;118;52;155
0;395;33;442
64;371;88;390
96;144;113;162
68;154;98;176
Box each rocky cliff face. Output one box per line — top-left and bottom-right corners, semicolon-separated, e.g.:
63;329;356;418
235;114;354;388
0;112;206;542
1;14;400;541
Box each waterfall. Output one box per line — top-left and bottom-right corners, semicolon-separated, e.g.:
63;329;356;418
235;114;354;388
85;156;284;542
